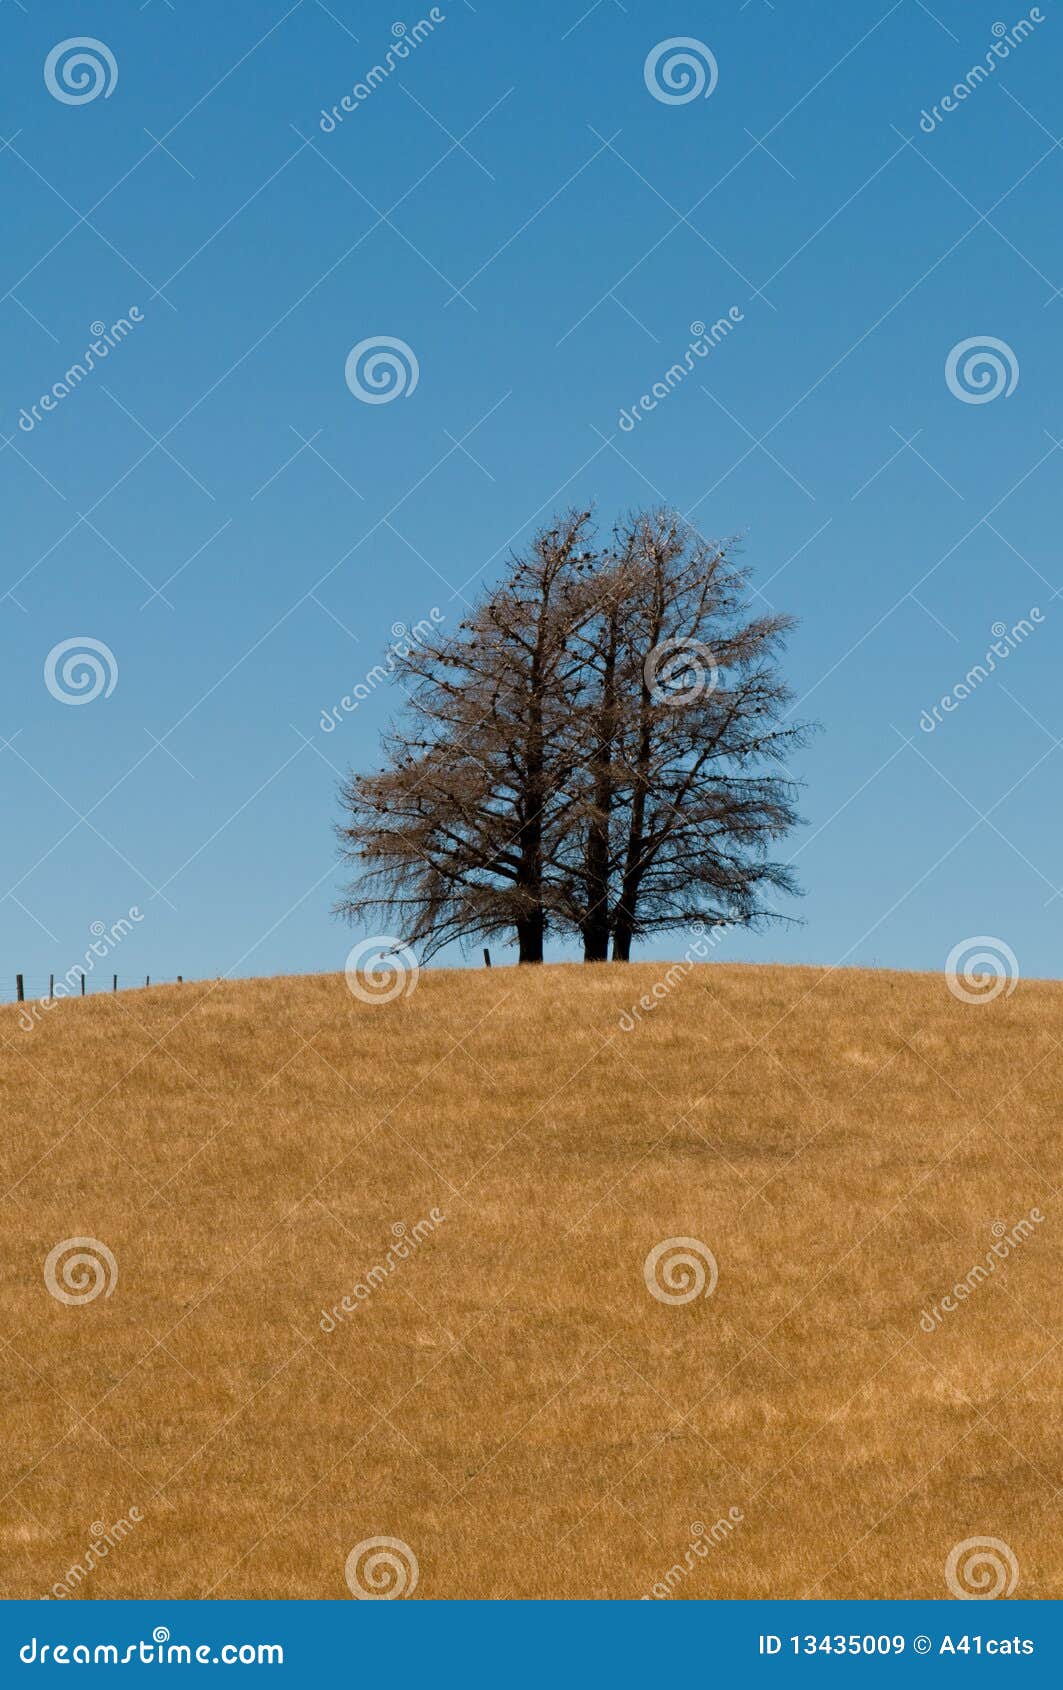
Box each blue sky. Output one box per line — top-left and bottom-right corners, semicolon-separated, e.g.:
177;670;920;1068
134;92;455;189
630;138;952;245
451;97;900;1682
1;0;1060;986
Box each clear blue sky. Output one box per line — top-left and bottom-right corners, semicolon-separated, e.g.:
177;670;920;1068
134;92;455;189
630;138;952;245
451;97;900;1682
1;0;1059;985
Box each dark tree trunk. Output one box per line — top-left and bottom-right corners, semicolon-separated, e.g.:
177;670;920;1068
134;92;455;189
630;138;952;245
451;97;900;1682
514;592;550;965
582;605;618;964
611;556;664;962
516;917;544;963
612;826;644;963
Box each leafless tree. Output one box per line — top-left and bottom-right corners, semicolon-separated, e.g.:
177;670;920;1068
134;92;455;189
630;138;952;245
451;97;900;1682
334;511;597;962
335;506;812;964
574;510;809;961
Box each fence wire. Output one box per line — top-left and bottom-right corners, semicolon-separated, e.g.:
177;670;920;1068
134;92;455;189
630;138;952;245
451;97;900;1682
0;976;185;1004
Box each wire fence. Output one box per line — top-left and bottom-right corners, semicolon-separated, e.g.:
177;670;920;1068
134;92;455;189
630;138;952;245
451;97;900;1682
0;974;186;1005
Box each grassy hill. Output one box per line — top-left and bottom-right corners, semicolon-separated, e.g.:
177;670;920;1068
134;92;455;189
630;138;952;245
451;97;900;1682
1;961;1059;1600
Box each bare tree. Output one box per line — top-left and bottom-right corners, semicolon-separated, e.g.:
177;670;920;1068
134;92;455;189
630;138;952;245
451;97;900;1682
567;541;627;963
334;511;597;962
554;512;809;959
335;505;812;964
603;511;807;959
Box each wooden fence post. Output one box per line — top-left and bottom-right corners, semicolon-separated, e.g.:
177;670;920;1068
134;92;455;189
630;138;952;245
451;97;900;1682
483;948;492;968
177;975;183;984
16;974;24;1002
80;973;85;997
113;975;117;992
49;974;54;1000
145;976;150;988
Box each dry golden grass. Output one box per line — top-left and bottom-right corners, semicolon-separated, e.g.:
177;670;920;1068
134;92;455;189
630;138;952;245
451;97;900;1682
1;959;1059;1600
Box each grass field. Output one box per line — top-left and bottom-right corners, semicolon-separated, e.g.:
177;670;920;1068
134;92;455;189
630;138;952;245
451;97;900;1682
1;959;1059;1600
